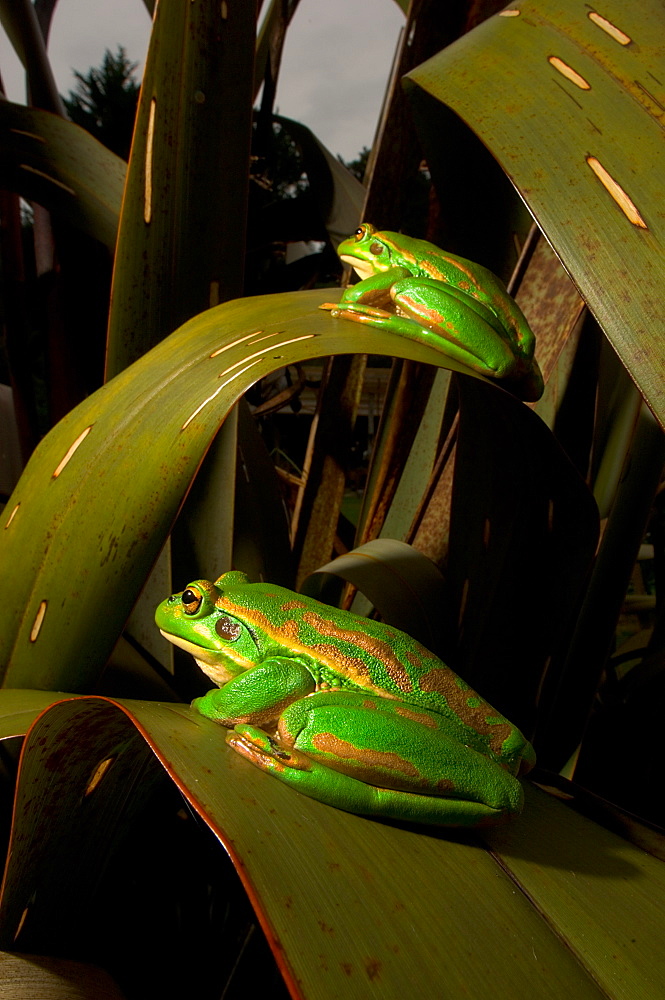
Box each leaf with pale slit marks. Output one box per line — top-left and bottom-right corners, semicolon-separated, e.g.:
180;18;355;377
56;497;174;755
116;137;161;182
405;0;665;425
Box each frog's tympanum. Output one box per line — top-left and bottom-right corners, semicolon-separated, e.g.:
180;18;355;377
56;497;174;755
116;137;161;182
156;571;535;827
321;223;544;402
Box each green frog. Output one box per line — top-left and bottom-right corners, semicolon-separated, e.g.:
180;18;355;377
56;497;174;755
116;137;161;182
155;571;535;827
321;223;543;401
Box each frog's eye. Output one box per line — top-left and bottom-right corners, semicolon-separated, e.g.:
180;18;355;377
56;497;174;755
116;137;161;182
370;242;384;256
181;588;203;615
216;616;242;642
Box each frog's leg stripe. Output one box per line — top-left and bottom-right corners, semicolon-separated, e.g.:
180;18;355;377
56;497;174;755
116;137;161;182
394;704;439;728
311;732;423;784
419;667;513;755
435;254;484;291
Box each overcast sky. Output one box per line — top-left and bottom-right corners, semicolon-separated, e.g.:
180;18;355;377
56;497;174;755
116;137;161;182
0;0;405;161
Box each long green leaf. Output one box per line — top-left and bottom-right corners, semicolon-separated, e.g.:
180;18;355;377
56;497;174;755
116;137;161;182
0;0;64;113
0;953;126;999
274;116;366;245
2;695;664;998
0;689;72;739
106;0;255;376
254;0;303;101
0;101;125;251
377;368;452;540
404;0;665;425
0;289;486;692
486;780;665;999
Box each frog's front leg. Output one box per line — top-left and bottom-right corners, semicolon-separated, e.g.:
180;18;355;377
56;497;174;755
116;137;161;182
227;690;525;828
337;265;412;306
192;657;315;727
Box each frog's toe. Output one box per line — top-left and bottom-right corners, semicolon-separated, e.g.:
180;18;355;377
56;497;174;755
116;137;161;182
227;725;312;773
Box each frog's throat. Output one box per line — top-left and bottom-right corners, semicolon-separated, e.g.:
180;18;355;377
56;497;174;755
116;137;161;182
158;629;248;685
340;255;375;280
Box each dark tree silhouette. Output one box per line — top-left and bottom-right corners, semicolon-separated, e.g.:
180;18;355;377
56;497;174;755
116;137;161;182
62;46;140;160
338;146;370;182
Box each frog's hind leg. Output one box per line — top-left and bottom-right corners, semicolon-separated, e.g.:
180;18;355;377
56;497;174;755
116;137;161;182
389;278;523;378
227;723;516;828
227;691;524;828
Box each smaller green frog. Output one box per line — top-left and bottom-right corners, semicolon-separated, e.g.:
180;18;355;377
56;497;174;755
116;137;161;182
321;223;543;401
155;571;535;827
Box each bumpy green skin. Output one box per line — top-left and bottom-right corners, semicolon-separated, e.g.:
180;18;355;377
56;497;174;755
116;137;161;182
324;223;543;402
155;571;536;827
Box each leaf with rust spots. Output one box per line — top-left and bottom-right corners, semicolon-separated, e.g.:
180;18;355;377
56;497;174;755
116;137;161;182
365;958;382;982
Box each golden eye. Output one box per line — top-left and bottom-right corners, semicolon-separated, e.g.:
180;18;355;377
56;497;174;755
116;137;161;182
181;588;202;615
354;225;368;240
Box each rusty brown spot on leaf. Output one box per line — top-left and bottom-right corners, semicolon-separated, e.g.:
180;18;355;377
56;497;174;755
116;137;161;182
365;958;382;981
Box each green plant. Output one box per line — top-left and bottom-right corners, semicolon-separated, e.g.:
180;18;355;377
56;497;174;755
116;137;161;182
0;1;664;997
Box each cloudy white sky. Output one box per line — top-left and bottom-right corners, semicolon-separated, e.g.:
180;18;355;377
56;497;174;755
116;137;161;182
0;0;405;161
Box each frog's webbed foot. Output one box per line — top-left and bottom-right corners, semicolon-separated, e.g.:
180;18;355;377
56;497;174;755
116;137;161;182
227;724;313;774
321;301;397;325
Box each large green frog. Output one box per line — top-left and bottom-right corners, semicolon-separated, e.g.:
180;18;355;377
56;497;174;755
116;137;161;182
155;571;535;827
321;223;543;401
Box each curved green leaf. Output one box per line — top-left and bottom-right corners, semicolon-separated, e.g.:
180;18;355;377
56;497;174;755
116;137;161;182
405;0;665;425
0;101;125;251
0;688;74;740
0;953;126;1000
0;0;63;113
0;288;485;692
2;694;663;999
275;115;365;245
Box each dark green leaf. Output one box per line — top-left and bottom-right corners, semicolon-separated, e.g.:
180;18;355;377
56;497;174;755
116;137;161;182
405;0;665;425
0;289;486;693
5;695;661;998
0;101;125;250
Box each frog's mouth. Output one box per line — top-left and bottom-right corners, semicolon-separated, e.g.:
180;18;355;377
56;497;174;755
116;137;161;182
158;629;244;685
340;254;375;280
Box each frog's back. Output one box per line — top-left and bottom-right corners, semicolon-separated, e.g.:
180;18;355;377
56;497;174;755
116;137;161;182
217;579;528;766
407;235;537;358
